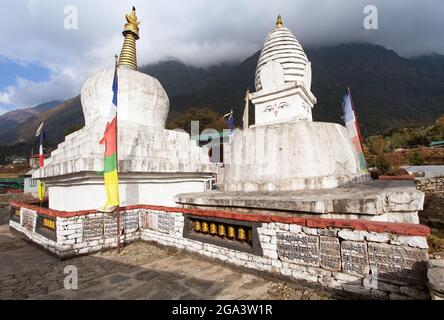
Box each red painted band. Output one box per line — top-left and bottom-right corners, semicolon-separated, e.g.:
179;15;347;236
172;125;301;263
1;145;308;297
9;200;430;237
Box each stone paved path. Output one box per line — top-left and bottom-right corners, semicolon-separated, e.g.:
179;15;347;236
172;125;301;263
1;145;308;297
0;209;334;300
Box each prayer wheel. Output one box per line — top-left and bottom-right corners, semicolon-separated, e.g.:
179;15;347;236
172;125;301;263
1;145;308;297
227;226;236;239
218;224;226;237
248;229;253;242
193;220;201;232
237;227;246;241
201;221;209;233
210;223;217;235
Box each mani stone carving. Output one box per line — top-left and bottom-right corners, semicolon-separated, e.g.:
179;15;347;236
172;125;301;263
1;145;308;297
341;241;369;277
157;212;175;234
320;236;341;271
22;209;34;232
123;212;139;233
277;233;319;267
104;214;124;238
83;217;104;241
368;243;428;286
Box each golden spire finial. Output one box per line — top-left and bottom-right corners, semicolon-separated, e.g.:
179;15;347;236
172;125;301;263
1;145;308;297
125;6;140;38
276;15;283;28
118;7;140;70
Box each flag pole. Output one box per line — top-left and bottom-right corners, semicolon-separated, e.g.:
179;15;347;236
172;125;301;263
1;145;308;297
114;54;121;254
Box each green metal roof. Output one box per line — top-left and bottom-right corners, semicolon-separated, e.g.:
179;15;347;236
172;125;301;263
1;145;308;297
430;140;444;147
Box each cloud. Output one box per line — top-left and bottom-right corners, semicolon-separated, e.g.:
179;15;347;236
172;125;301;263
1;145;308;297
0;0;443;113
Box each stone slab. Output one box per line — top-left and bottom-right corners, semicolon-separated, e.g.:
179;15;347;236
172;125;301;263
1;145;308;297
22;209;34;232
320;236;341;271
428;264;444;294
341;241;369;277
104;214;124;238
368;243;428;286
175;180;424;216
141;212;156;230
123;212;139;233
157;212;175;234
277;232;319;267
83;218;104;241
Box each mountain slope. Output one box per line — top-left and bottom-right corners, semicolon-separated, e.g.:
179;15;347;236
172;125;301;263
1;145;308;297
308;44;444;133
0;97;82;146
169;51;258;120
1;42;444;149
0;100;61;138
140;60;233;96
169;43;444;135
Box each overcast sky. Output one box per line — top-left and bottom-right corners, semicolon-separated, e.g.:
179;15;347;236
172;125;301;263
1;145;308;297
0;0;443;114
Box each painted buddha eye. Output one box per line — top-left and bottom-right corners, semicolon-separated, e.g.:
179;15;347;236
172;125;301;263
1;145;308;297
277;102;289;109
264;105;274;112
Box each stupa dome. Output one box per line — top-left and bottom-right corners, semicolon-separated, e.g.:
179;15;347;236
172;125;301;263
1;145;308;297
81;67;169;128
255;18;310;91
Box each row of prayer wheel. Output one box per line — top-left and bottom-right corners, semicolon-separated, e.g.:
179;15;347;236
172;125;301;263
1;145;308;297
192;220;252;242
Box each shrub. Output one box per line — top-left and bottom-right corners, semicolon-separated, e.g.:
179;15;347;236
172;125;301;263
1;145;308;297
409;151;424;166
375;152;391;174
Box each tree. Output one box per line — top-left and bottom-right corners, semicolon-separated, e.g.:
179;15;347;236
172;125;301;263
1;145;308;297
366;135;385;154
166;107;227;134
409;151;424;166
375;152;391;174
427;114;444;142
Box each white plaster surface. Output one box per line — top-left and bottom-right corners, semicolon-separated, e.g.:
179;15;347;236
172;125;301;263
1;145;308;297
33;67;218;211
48;174;211;211
255;27;310;91
222;121;369;192
252;26;316;124
81;68;169;128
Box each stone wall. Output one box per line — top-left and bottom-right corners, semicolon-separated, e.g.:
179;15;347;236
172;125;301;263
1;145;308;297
9;201;430;299
415;177;444;195
428;260;444;300
9;206;140;257
139;209;429;300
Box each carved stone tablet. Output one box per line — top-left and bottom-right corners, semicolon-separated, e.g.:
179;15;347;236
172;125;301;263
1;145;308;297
157;212;174;234
277;233;319;267
341;241;369;276
320;236;341;271
123;212;139;233
22;209;34;232
368;243;428;286
83;217;103;241
104;214;124;238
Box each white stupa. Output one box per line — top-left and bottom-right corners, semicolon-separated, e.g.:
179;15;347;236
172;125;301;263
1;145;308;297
221;16;370;192
252;15;316;125
33;8;217;211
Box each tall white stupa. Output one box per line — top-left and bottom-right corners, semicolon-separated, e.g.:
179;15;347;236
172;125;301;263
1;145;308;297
252;15;316;125
221;16;370;192
33;8;218;211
